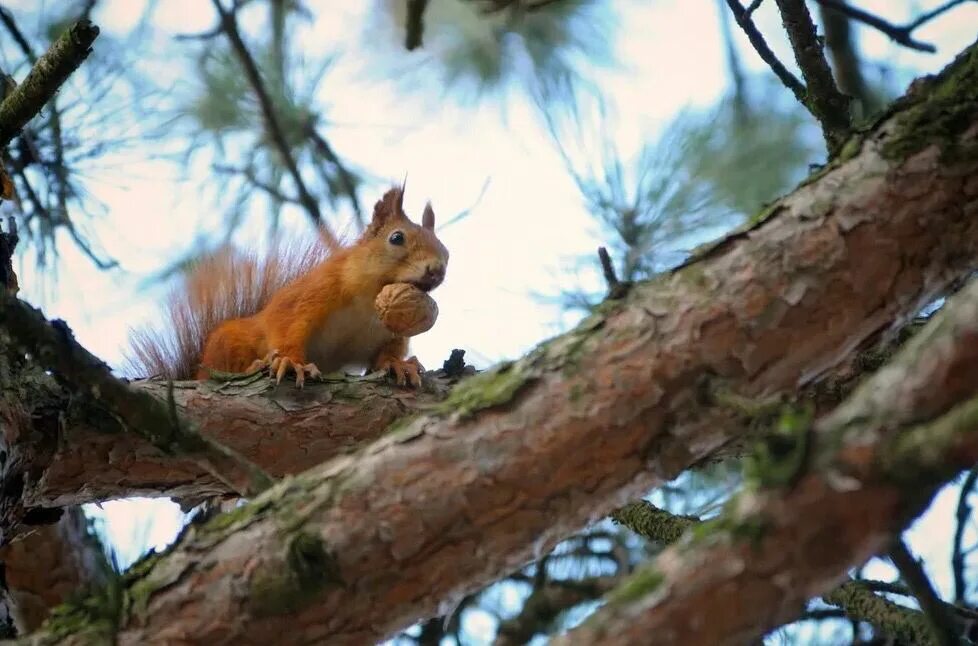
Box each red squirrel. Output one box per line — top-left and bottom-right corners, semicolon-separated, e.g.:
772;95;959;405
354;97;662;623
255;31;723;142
127;185;448;388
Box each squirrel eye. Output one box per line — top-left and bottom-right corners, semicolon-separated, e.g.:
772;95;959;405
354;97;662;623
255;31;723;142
388;231;405;246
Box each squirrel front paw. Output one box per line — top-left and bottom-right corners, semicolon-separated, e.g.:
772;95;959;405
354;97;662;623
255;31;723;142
376;355;424;388
263;350;322;388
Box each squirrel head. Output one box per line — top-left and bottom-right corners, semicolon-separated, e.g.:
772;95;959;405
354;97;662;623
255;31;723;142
358;185;449;292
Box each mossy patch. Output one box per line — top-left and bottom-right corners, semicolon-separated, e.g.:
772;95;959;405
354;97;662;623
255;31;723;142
882;41;978;161
606;566;666;606
432;360;535;420
249;531;343;616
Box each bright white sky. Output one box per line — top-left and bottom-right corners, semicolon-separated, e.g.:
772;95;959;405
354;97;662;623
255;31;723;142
5;0;978;640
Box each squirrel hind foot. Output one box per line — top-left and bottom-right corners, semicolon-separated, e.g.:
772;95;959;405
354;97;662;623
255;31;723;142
268;352;322;388
377;355;424;388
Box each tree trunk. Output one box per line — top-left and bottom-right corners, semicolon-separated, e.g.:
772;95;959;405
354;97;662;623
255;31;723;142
13;40;978;645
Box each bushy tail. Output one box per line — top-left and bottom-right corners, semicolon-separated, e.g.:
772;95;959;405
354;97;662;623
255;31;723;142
125;238;328;380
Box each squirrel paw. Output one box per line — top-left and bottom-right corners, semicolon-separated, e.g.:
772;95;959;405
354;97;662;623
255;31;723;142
377;355;424;388
267;351;322;388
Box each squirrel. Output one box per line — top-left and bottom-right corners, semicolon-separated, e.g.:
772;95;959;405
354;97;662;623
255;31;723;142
126;185;449;388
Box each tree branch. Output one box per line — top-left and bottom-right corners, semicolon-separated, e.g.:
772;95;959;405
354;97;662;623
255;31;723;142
952;465;978;604
889;538;962;646
773;0;851;155
210;0;339;249
0;297;272;534
405;0;430;50
10;369;463;512
813;0;976;54
558;276;978;644
19;44;978;643
0;20;99;148
724;0;806;105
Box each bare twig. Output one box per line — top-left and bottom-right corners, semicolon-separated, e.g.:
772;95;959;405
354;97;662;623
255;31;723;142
304;122;363;227
813;0;976;53
889;538;962;646
210;0;339;249
773;0;851;155
953;466;978;604
723;0;806;104
0;20;99;148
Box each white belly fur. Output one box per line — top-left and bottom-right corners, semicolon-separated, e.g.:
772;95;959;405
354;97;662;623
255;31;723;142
305;296;394;373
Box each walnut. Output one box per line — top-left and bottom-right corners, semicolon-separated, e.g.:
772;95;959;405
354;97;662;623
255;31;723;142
374;283;439;337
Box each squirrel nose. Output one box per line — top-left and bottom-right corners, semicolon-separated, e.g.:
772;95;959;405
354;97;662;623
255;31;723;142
423;263;445;287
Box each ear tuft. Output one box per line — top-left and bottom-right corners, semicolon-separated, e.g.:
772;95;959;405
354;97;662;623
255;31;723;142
366;186;406;237
422;202;435;230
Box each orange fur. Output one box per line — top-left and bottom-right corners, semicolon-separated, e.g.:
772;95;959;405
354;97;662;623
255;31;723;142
126;185;449;388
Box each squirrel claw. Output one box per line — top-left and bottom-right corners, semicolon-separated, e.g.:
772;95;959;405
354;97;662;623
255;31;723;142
378;355;424;388
267;352;321;388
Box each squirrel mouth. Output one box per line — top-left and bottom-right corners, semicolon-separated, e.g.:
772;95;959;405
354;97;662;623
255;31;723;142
409;278;440;293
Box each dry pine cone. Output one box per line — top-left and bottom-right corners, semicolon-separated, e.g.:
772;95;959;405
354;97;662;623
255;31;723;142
374;283;439;336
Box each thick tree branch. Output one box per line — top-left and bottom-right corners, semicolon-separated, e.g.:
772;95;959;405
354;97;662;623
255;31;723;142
18;42;978;644
0;297;273;534
0;20;99;149
0;507;112;634
558;277;978;644
10;370;462;511
774;0;851;155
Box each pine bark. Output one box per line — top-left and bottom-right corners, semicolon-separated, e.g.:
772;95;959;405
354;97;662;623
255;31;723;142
13;40;978;645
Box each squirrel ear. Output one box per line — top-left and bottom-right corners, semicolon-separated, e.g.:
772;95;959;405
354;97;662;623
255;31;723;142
421;202;435;230
367;186;407;236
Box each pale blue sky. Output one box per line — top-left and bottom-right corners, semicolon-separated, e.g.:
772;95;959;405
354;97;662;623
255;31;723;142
5;0;978;641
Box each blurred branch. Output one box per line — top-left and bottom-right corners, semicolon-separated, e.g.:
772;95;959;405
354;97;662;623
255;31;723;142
825;581;959;645
405;0;429;50
610;500;698;545
773;0;851;155
303;121;363;227
812;0;975;54
0;20;99;148
953;466;978;604
0;5;38;62
889;538;962;646
210;0;338;248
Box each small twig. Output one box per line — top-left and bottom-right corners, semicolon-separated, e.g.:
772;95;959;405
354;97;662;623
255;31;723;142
405;0;429;50
953;466;978;604
210;0;339;249
304;122;363;227
812;0;938;53
598;246;619;289
0;20;100;148
437;177;491;231
598;246;631;299
889;537;962;646
724;0;806;105
773;0;851;156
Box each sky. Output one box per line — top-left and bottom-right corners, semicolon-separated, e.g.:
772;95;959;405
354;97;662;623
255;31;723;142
4;0;978;642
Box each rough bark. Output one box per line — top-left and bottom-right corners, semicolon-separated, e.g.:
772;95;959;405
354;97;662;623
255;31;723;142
5;370;461;512
0;508;111;634
557;278;978;645
16;41;978;645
